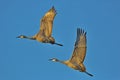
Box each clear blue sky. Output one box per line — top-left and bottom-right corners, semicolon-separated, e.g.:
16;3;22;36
0;0;120;80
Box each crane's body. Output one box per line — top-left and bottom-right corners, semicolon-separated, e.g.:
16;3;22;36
62;60;86;71
17;6;63;46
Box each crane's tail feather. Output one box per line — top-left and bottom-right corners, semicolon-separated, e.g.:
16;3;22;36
85;71;93;77
54;43;63;46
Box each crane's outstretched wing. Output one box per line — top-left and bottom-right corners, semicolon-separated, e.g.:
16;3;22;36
37;6;57;37
70;28;87;64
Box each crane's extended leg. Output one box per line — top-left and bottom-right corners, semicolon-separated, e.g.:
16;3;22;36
84;71;93;77
49;37;63;46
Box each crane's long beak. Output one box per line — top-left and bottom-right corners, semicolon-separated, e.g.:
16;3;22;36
48;58;53;61
16;36;21;38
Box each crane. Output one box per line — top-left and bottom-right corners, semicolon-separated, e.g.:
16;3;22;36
49;28;93;76
17;6;63;46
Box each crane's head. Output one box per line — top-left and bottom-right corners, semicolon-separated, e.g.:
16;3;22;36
16;35;27;38
17;35;36;40
49;58;59;62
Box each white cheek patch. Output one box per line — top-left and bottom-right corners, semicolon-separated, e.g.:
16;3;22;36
21;36;24;38
52;59;56;61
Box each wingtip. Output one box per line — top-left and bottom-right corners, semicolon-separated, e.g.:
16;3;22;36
77;28;86;35
77;28;80;30
51;6;57;14
51;6;55;11
52;6;55;9
85;32;87;35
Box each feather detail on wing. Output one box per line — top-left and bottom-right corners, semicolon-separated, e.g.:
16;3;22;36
38;6;57;37
70;28;87;64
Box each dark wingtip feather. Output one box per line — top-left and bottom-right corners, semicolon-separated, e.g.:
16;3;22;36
85;32;87;35
77;28;87;36
79;28;87;35
52;6;55;9
51;6;57;14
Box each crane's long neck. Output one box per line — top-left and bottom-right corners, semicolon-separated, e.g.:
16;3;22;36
55;59;65;64
58;60;69;65
25;36;36;40
19;35;36;40
59;60;65;64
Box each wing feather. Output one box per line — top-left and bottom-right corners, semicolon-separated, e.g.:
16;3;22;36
70;28;87;64
37;6;56;37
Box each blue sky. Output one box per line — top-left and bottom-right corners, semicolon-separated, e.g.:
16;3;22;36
0;0;120;80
